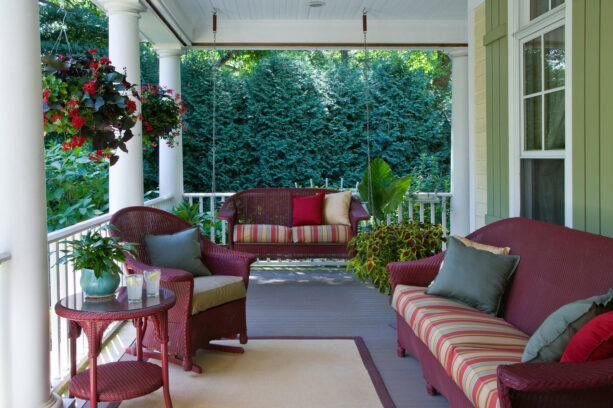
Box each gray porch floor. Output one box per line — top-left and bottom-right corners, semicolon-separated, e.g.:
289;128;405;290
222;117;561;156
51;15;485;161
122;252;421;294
247;267;450;408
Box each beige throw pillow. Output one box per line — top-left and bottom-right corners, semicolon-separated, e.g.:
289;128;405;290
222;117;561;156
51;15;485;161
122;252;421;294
452;235;511;255
323;191;352;225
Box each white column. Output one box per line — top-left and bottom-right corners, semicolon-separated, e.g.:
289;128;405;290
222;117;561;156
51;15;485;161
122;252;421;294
450;49;470;236
103;0;145;213
156;45;184;205
0;1;61;407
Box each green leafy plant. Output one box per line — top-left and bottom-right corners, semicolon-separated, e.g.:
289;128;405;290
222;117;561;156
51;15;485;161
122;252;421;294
41;49;138;165
171;201;224;241
347;221;446;295
57;225;136;279
141;84;186;148
358;158;412;226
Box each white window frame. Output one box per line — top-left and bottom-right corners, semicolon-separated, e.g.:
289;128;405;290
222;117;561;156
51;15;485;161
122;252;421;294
508;0;572;227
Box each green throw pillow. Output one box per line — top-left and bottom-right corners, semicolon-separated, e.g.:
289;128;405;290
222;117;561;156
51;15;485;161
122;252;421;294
521;289;613;363
143;227;211;277
426;236;520;315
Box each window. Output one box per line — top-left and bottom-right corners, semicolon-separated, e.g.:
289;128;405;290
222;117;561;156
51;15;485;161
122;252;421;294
519;13;565;225
530;0;565;21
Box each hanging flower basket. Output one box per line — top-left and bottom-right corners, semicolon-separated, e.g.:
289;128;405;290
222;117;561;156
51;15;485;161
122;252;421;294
140;84;186;149
41;49;138;165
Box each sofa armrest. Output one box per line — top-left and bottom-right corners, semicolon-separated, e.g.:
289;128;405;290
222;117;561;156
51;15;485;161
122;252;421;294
387;252;444;289
216;203;236;222
200;238;257;288
124;256;194;323
497;359;613;408
349;201;369;234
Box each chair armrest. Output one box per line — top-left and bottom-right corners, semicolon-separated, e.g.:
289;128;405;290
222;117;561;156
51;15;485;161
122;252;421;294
200;239;257;288
497;359;613;408
124;256;194;323
216;203;236;222
387;252;444;289
349;201;370;234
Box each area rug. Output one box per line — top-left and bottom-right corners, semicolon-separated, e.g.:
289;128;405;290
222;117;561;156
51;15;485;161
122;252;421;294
119;337;394;408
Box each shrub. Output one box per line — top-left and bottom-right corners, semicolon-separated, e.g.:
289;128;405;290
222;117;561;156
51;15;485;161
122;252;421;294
347;221;446;295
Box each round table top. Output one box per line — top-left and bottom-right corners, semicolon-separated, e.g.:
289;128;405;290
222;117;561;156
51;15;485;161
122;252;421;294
55;288;176;321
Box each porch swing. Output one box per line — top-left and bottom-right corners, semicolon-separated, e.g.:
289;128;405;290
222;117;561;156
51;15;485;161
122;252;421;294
215;10;370;259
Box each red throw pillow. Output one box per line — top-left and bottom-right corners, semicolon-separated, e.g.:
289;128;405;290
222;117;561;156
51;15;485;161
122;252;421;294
292;192;325;226
561;311;613;362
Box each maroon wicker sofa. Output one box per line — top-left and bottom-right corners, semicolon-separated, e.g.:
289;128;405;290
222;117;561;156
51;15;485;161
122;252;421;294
217;188;369;259
388;217;613;408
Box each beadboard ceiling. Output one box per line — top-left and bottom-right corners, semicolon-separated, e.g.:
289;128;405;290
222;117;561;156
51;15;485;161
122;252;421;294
135;0;469;49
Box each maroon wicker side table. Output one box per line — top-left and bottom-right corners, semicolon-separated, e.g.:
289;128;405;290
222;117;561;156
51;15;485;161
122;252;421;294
55;288;176;408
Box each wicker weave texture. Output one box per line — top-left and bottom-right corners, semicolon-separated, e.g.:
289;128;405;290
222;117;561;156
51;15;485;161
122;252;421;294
391;217;613;407
217;188;369;259
110;206;256;371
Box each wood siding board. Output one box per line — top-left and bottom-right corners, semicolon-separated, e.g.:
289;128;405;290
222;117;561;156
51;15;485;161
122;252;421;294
500;36;509;218
487;39;495;219
572;0;587;231
493;39;501;218
600;0;613;237
584;0;601;234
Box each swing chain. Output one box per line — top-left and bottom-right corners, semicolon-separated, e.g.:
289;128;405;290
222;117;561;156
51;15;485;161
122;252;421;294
363;9;374;216
211;9;217;197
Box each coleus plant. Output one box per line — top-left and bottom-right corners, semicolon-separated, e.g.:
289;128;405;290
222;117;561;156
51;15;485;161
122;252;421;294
41;49;138;165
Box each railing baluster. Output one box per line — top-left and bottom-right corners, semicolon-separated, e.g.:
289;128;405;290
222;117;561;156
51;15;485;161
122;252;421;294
210;196;215;242
325;178;328;188
419;202;425;223
340;178;344;191
397;203;403;224
431;201;436;225
221;197;227;245
408;198;413;221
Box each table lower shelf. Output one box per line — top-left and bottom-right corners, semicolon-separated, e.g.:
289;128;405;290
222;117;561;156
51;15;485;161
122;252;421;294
69;361;163;402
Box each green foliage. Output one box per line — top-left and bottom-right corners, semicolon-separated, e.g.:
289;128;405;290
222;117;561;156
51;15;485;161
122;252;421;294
45;144;108;232
347;221;446;295
57;225;136;278
179;50;451;193
141;84;186;148
358;158;412;225
171;201;223;241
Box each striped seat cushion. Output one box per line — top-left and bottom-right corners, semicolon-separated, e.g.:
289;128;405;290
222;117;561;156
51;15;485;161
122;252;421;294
292;225;352;243
233;224;292;243
392;285;529;408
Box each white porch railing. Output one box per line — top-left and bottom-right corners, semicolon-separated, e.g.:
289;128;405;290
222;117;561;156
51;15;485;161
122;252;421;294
47;195;173;388
183;190;451;265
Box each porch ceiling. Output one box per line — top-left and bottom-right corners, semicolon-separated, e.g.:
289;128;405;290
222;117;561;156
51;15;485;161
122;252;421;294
134;0;468;50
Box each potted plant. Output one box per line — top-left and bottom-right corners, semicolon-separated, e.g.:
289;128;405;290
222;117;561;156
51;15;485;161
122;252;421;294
347;221;446;296
41;49;139;165
58;225;136;297
140;84;186;149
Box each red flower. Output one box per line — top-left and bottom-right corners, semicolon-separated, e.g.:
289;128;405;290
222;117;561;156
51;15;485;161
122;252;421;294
79;137;86;146
92;71;100;78
51;113;63;123
126;100;137;113
89;62;99;69
83;81;97;95
99;57;111;64
68;100;79;107
42;87;51;103
71;115;86;129
67;108;79;117
88;49;98;54
62;141;70;152
166;89;173;94
175;93;181;99
152;143;157;147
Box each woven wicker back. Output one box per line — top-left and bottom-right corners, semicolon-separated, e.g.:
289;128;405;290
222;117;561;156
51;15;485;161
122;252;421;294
467;217;613;335
109;206;193;265
226;188;341;227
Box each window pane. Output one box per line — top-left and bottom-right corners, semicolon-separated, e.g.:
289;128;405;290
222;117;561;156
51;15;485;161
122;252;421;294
525;96;542;150
521;159;564;225
524;37;541;95
544;26;565;89
545;90;565;149
552;0;565;8
530;0;549;20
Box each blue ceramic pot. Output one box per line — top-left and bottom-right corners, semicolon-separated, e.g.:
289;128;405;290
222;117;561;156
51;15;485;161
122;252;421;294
80;268;120;297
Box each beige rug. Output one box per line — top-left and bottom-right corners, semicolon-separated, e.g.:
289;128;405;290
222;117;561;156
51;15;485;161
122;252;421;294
120;337;393;408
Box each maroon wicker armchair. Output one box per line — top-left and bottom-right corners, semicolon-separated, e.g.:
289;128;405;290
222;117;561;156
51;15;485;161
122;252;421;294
110;206;256;373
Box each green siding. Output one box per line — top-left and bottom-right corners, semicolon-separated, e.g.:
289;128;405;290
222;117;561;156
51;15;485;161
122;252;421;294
484;0;509;224
573;0;613;237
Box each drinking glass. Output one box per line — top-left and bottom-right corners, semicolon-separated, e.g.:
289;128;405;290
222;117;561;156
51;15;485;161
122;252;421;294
126;274;143;303
144;269;161;297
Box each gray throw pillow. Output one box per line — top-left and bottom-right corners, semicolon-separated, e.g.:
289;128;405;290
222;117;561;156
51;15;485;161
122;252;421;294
521;289;613;363
425;236;520;315
143;227;211;277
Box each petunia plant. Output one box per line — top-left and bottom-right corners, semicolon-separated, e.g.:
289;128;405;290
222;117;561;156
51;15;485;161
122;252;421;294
41;49;139;165
347;221;446;295
140;83;186;149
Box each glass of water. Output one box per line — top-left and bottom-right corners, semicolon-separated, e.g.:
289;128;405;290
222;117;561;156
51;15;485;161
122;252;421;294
126;274;143;303
144;269;161;297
